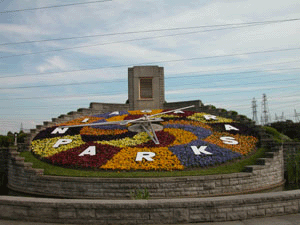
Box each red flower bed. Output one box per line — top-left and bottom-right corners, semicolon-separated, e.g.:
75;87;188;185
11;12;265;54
46;143;121;168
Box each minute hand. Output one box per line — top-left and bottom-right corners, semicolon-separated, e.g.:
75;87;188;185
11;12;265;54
147;105;195;118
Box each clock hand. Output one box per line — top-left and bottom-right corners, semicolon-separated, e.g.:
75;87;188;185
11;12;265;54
59;105;194;145
61;105;194;128
60;118;163;128
146;105;195;119
61;120;125;128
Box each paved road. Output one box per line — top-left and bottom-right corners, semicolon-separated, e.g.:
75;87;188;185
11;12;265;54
1;214;300;225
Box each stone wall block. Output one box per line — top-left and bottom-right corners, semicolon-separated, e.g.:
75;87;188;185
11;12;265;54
95;209;149;220
0;205;14;218
247;209;266;217
226;211;247;221
265;207;285;216
77;208;96;219
284;205;299;214
28;207;58;218
13;206;29;218
189;212;211;222
58;208;77;219
173;208;189;223
150;209;173;223
210;212;227;221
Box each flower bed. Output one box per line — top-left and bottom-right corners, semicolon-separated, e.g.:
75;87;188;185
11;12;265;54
31;110;258;171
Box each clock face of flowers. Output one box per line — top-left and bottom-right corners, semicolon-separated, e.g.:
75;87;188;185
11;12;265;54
31;109;258;171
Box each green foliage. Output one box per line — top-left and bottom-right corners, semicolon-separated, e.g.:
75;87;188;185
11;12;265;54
130;188;149;200
0;131;27;147
229;111;238;116
263;126;291;143
270;121;300;141
0;135;13;147
239;115;248;120
207;105;216;109
17;131;27;143
286;151;300;189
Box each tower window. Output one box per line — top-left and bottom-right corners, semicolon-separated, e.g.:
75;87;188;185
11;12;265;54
140;78;153;99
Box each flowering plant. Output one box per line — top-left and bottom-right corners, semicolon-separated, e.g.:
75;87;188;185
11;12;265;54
31;109;258;171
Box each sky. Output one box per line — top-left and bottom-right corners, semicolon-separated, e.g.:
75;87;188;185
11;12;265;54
0;0;300;135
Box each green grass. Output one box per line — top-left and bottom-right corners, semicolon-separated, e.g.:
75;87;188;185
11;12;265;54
20;147;267;178
262;126;291;143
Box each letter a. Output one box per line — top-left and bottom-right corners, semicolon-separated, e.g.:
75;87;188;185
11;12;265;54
79;146;96;156
191;146;212;155
135;152;156;161
224;124;239;131
81;118;89;123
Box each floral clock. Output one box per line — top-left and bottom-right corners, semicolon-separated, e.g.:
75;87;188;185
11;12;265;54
31;108;258;171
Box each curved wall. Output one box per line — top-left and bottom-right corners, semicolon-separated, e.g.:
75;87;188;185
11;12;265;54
8;100;284;199
7;143;284;199
3;100;291;224
1;190;299;224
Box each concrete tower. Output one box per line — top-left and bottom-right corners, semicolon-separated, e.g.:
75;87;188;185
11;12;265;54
128;66;165;110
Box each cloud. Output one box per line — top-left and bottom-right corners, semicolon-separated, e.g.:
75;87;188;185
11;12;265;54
48;93;128;103
0;23;49;35
36;56;69;73
166;85;286;95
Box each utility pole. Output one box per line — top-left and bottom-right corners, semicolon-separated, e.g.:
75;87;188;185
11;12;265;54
295;109;300;122
275;112;285;122
261;93;270;125
251;98;258;124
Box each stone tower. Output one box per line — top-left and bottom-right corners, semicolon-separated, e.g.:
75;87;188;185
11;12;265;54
128;66;165;110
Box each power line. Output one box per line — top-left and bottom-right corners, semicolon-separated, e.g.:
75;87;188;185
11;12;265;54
167;83;300;101
1;18;299;46
0;23;287;59
0;46;300;80
0;0;112;14
1;80;299;101
0;79;126;90
1;67;300;90
2;58;300;79
2;20;300;60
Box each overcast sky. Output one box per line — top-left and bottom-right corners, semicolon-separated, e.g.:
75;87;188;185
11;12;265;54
0;0;300;134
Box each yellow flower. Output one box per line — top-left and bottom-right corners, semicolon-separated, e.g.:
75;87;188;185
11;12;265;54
204;132;258;155
58;116;103;126
164;128;197;146
101;147;184;171
31;135;85;157
188;113;233;123
80;127;127;136
128;109;163;115
97;132;151;147
106;115;128;122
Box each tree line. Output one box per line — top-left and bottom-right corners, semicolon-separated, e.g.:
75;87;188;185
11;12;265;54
270;121;300;141
0;131;27;147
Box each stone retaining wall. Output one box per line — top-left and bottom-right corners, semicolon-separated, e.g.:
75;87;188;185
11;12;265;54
0;147;9;194
1;190;300;224
7;100;285;199
7;142;284;199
